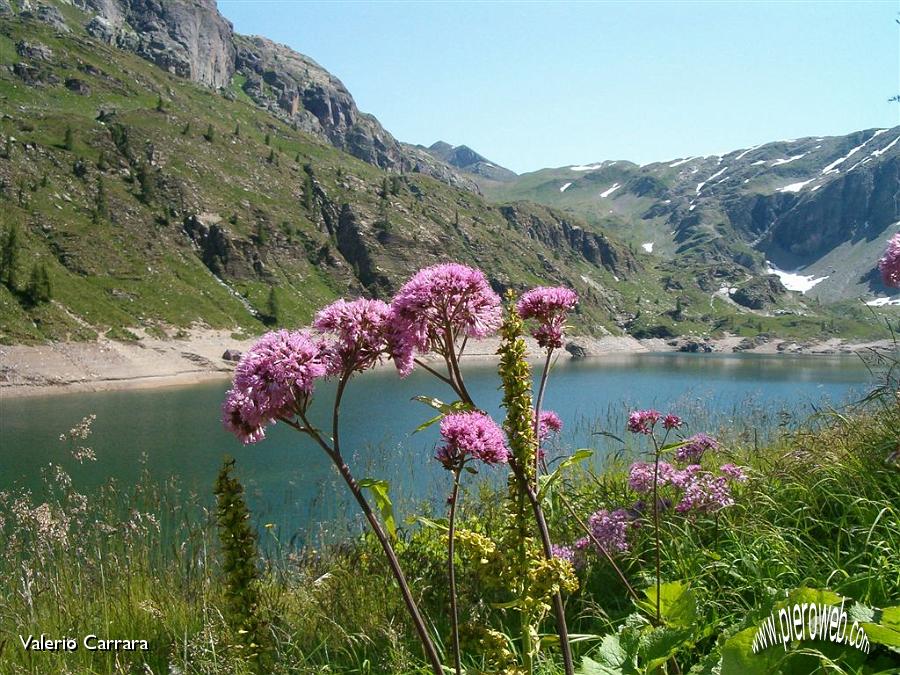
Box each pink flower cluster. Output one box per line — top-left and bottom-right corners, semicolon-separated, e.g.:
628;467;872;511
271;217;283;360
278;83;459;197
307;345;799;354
628;459;746;515
878;233;900;288
537;410;563;441
436;411;509;469
674;433;718;463
313;298;393;373
627;409;681;435
551;544;576;566
390;263;502;374
576;507;633;556
516;286;578;350
222;330;332;444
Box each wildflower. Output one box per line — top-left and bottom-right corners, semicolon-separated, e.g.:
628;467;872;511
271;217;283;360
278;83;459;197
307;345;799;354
551;544;576;565
720;463;749;482
314;298;392;373
662;414;682;430
628;460;676;493
627;409;661;434
390;263;502;372
676;473;734;514
436;412;509;469
516;286;578;349
585;508;633;554
222;330;331;444
674;432;718;463
878;232;900;288
537;410;563;441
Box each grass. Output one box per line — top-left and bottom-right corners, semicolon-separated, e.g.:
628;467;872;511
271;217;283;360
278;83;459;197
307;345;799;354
0;367;897;674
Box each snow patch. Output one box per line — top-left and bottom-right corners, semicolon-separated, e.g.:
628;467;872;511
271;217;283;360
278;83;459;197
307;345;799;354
822;129;889;175
570;163;604;172
641;242;654;253
751;160;767;166
866;297;900;307
696;167;727;194
771;153;806;166
560;182;572;192
734;144;762;160
600;183;621;198
811;185;822;191
777;179;816;193
871;135;900;158
765;262;829;293
669;157;693;168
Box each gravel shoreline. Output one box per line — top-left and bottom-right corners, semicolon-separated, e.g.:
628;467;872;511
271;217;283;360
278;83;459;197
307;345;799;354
0;329;893;399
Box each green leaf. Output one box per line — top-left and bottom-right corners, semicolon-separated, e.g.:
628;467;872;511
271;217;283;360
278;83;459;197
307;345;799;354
862;605;900;650
638;625;694;671
538;449;593;500
410;397;472;433
358;478;397;542
634;581;698;628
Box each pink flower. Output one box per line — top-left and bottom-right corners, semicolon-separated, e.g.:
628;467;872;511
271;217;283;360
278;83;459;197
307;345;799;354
878;233;900;288
436;411;508;469
628;461;677;493
674;433;718;463
551;544;576;565
585;508;633;554
516;286;578;350
720;463;749;482
222;330;331;444
676;473;734;514
390;264;502;373
662;414;682;430
314;298;392;373
538;410;563;441
627;409;661;434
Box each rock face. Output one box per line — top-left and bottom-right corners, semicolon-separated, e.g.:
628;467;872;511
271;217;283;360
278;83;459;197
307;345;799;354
80;0;235;88
732;274;787;310
500;203;639;277
68;1;479;191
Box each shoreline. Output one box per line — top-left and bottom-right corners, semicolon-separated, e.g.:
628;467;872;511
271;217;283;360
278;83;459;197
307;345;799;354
0;330;894;400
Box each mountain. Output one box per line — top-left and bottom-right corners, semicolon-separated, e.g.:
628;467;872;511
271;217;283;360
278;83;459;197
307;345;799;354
69;0;481;194
0;0;893;347
480;131;900;303
423;141;517;182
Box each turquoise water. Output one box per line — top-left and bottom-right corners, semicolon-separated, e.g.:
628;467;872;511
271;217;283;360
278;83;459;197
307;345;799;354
0;353;874;543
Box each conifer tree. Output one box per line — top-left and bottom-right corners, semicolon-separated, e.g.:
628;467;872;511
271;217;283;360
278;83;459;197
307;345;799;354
26;263;51;305
1;224;20;290
93;177;108;223
63;125;74;151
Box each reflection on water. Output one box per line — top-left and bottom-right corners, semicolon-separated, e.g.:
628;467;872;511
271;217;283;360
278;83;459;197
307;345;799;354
0;353;873;543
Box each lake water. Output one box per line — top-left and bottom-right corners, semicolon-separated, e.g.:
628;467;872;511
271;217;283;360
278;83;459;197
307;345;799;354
0;353;875;544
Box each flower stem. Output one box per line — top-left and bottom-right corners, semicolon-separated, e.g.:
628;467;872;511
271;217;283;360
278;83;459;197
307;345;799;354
533;348;553;482
447;466;463;675
651;435;662;623
511;457;575;675
294;380;444;675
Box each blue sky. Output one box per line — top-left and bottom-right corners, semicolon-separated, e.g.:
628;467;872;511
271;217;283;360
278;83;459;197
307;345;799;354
218;1;900;174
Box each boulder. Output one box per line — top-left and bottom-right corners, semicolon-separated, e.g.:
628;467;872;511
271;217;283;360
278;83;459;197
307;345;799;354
565;340;589;360
222;349;242;362
65;78;92;96
16;41;54;62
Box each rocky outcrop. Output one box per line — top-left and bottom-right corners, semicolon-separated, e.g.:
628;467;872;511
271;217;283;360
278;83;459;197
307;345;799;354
16;40;53;61
21;3;70;31
232;36;479;191
182;213;262;279
731;274;787;310
500;204;639;277
79;0;235;88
